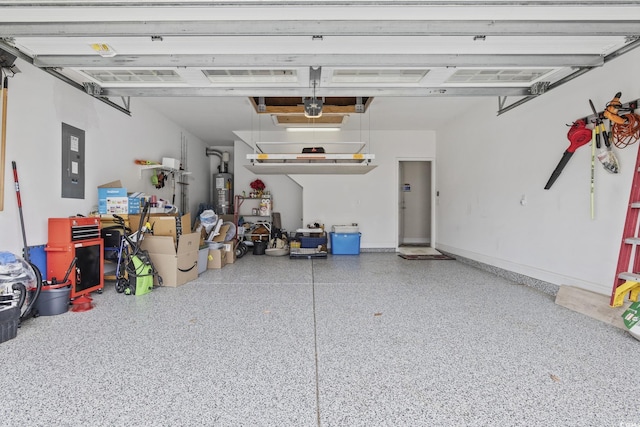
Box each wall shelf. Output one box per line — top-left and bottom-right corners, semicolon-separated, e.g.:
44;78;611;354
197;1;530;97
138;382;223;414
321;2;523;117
137;164;191;179
246;141;377;175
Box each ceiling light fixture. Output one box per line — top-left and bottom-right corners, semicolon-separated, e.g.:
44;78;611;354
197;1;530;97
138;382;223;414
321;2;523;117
304;66;323;118
286;127;340;132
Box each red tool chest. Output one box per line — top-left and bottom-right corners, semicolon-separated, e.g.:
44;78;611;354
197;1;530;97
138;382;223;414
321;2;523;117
45;217;104;299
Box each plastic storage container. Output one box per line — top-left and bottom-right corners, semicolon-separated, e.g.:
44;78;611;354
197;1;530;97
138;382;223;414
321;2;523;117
253;240;268;255
299;236;327;248
35;284;71;316
198;247;208;274
332;225;359;233
330;232;361;255
0;306;19;343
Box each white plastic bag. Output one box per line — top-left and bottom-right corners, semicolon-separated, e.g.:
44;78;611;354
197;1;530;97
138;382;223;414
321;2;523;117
199;210;218;233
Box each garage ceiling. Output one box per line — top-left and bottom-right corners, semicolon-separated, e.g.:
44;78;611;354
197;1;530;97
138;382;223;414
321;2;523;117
1;1;639;142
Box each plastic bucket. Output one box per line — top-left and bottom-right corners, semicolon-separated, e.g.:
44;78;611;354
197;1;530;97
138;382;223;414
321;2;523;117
35;285;71;316
253;240;267;255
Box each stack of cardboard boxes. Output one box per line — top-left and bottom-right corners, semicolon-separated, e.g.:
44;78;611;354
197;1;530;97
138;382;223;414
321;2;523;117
98;181;236;289
197;222;236;270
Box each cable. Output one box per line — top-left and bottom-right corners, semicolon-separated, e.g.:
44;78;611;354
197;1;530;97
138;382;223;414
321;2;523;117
611;113;640;148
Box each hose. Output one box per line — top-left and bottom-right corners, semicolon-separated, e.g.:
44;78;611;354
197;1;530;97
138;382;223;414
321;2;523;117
611;113;640;148
21;262;42;321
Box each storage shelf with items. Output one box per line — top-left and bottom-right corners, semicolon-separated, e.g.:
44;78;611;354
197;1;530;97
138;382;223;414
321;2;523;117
234;194;273;245
135;158;192;179
245;142;377;175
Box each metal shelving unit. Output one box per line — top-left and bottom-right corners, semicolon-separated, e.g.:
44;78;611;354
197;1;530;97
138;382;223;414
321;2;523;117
233;195;272;244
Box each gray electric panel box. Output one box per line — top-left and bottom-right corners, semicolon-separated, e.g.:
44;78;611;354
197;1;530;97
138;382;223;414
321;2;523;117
61;123;85;199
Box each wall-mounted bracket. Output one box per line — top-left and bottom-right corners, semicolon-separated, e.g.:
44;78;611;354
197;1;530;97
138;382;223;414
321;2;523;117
577;97;639;126
497;96;507;112
83;82;102;96
530;81;550;96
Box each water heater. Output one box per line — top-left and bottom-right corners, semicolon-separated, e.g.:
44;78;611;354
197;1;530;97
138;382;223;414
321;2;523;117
214;173;233;214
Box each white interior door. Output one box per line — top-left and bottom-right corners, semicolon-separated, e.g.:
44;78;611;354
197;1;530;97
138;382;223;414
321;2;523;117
398;161;432;246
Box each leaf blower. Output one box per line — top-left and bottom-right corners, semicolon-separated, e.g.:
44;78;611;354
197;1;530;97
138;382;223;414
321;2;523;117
544;119;592;190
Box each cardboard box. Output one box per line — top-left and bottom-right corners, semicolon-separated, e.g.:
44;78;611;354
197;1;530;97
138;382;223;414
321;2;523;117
223;240;236;264
162;157;181;170
98;214;129;229
153;214;191;240
209;223;230;243
207;248;227;269
98;181;128;214
141;232;200;287
129;213;191;244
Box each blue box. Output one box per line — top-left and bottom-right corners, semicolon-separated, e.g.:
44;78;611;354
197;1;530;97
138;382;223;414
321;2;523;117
299;236;327;248
98;182;128;214
329;232;361;255
128;192;144;214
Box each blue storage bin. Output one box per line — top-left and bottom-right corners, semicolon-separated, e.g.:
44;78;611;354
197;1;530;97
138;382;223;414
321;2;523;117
330;232;361;255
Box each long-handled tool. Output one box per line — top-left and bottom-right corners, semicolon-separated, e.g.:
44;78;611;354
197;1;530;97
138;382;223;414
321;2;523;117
544;119;593;190
1;75;8;211
11;160;42;321
12;161;30;263
590;126;595;219
589;99;619;173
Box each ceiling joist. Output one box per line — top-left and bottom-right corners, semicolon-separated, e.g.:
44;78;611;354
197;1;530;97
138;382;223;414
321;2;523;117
32;54;605;69
2;20;640;38
100;86;532;98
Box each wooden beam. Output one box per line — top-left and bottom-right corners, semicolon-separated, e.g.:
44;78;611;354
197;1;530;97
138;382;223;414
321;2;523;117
555;285;629;330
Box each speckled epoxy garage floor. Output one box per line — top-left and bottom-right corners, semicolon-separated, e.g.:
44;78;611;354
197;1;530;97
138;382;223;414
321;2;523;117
1;253;639;427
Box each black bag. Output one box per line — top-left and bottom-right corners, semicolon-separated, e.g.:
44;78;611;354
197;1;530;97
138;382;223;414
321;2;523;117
302;147;325;153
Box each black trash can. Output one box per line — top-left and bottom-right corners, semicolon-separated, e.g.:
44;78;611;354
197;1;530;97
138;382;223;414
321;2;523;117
253;240;268;255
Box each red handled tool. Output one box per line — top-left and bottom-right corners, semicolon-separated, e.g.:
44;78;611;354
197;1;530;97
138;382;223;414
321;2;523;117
544;119;593;190
12;161;30;262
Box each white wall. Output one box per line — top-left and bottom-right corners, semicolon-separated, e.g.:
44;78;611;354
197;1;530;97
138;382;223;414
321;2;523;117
1;59;209;258
436;47;640;295
234;129;436;247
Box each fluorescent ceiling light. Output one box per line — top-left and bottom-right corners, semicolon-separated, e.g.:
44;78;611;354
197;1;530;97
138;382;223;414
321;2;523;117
81;69;182;83
286;127;340;132
203;69;297;83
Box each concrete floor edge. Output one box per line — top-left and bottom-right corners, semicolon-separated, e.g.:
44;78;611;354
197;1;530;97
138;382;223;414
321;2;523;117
439;250;560;297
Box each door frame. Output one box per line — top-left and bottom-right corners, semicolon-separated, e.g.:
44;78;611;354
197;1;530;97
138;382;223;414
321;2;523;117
396;157;436;250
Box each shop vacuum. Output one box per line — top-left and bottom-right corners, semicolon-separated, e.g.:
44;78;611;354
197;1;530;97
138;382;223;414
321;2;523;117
0;252;42;343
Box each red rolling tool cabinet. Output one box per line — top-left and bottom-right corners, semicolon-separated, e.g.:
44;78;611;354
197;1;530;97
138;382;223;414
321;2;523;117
45;217;104;300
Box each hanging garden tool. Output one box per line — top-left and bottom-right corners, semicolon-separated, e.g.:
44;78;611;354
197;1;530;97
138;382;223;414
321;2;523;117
605;92;640;149
544;119;593;190
589;99;619;174
590;124;596;219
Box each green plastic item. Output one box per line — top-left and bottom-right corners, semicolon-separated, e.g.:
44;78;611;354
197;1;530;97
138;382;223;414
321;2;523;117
622;301;640;341
128;254;153;296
